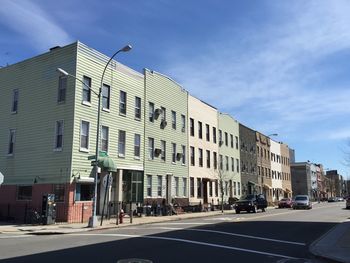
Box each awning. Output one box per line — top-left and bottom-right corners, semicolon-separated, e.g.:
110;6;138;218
75;176;94;184
284;188;292;193
97;156;117;172
248;181;257;185
263;183;272;189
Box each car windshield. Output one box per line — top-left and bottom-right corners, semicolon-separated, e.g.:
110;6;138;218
295;196;307;201
241;195;255;200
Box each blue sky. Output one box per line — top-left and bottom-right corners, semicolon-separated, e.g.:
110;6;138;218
1;0;349;177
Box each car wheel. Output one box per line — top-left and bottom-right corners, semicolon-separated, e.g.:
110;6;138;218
235;209;240;214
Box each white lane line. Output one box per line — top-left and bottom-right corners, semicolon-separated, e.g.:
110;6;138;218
153;222;212;225
120;227;305;246
70;233;298;260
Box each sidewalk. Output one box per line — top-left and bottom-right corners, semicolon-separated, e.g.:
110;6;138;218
310;220;350;263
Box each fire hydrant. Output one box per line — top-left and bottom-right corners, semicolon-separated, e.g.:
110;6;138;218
119;209;124;224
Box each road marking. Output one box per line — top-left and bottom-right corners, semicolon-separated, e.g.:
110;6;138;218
0;235;34;239
70;233;298;260
153;222;212;225
120;227;305;246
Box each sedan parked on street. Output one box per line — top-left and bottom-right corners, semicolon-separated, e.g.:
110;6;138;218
278;198;293;208
292;195;312;210
346;196;350;209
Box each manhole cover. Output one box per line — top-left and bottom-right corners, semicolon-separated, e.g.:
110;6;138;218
117;259;153;263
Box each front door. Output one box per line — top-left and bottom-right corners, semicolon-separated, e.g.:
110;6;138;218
166;174;172;203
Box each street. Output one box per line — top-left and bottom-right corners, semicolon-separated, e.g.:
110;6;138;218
0;202;348;263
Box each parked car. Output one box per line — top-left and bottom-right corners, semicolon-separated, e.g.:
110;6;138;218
328;197;336;202
337;197;344;202
346;196;350;209
292;195;312;210
278;198;293;208
235;194;268;214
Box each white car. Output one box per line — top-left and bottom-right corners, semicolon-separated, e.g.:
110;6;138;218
292;195;312;210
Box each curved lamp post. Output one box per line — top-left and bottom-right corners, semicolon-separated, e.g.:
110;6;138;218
57;44;132;228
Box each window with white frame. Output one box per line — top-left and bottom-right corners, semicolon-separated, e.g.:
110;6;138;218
182;178;187;196
206;124;210;141
190;177;194;197
171;110;176;129
157;175;162;196
119;90;126;114
234;181;237;196
219;155;223;170
102;84;110;110
213;152;217;169
197;178;202;197
54;120;64;150
57;76;67;103
181;114;186;132
118;130;126;156
225;156;229;171
172;143;176;163
235;136;239;149
190;146;195;166
101;126;109;152
149;102;155;122
230;134;234;148
11;89;19;113
8;129;16;155
135;96;141;119
225;132;228;146
190;118;194;136
161;140;166;161
80;121;89;150
213;127;217;143
198;121;202;139
206;150;210;168
148;137;154;160
82;76;91;103
198;148;203;167
161;107;166;121
182;145;186;165
147;175;152;197
175;177;179;196
219;130;223;145
134;134;141;158
236;159;239;173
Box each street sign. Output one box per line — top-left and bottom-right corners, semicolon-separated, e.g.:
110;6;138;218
88;155;96;160
102;174;113;187
87;151;108;160
0;172;4;185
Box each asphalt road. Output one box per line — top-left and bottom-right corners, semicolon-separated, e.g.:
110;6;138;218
0;202;348;263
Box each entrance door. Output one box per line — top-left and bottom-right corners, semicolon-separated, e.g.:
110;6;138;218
166;174;172;203
203;180;208;204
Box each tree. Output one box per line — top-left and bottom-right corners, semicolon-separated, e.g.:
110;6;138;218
212;165;231;213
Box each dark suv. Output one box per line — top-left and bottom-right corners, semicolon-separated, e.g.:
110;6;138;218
234;194;268;214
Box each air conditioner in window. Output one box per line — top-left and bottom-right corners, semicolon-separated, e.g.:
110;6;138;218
154;148;162;156
160;120;167;128
176;153;183;160
155;108;163;118
219;140;224;146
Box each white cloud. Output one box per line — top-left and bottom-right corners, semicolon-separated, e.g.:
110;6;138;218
0;0;73;51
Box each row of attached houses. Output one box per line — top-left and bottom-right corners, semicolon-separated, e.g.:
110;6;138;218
0;42;293;223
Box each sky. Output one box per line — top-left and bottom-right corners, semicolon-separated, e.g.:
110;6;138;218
1;0;349;178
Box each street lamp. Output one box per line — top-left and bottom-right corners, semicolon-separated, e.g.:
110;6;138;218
57;44;132;228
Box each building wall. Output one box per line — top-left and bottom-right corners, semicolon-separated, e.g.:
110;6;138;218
280;143;292;198
144;69;188;205
239;124;258;195
291;162;312;197
270;140;282;201
188;95;218;205
256;132;272;202
218;113;241;201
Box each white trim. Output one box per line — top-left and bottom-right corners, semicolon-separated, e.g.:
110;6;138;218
82;101;92;107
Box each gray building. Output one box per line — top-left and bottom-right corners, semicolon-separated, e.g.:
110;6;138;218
290;162;313;199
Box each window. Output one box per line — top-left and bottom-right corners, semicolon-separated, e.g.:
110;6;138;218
198;148;203;167
157;176;162;196
82;76;91;103
213;152;217;169
215;180;219;196
181;114;186;132
80;121;89;150
135;97;141;119
161;140;166;161
190;177;194;197
134;134;141;158
101;126;109;152
198;121;202;139
161;107;166;121
219;155;223;170
213;127;217;143
225;132;228;146
206;124;210;141
230;134;234;148
175;177;179;196
75;184;93;201
54;120;64;150
147;175;152;197
197;178;202;197
234;182;237;196
190;146;195;166
102;84;111;110
206;150;210;168
231;157;234;171
149;102;155;122
209;181;213;196
225;156;229;171
119;90;126;114
148;138;155;160
171;111;176;129
7;129;16;155
182;178;187;196
58;76;67;103
225;181;228;196
118;130;126;156
219;130;223;145
190;118;194;136
238;182;241;195
17;186;32;200
172;143;176;163
53;184;65;202
235;136;239;149
236;159;239;173
182;145;186;165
